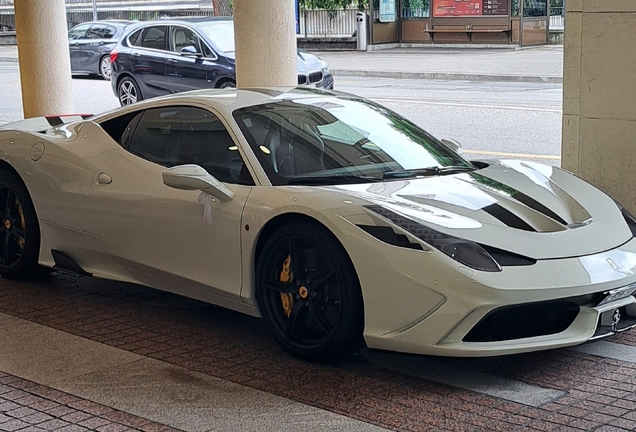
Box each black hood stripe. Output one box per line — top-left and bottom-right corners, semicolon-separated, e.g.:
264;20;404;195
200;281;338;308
511;192;568;226
482;204;536;232
467;173;568;226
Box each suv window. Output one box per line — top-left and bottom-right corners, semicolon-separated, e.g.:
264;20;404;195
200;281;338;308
86;24;117;40
126;106;253;185
170;26;201;53
128;28;143;46
138;26;167;51
68;24;91;40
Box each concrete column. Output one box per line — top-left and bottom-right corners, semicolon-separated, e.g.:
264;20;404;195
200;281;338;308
561;0;636;210
14;0;74;118
233;0;297;88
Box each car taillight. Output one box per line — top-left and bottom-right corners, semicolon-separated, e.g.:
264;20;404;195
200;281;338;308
110;50;118;63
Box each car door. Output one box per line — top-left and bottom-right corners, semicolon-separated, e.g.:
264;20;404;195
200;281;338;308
89;105;253;298
129;25;169;97
82;23;117;72
68;23;91;71
164;25;220;93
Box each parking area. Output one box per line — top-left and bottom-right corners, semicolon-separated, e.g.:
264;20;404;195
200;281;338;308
2;271;636;431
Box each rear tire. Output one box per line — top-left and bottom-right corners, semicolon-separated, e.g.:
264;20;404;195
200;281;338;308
99;55;112;80
256;222;364;363
118;76;142;106
0;170;41;280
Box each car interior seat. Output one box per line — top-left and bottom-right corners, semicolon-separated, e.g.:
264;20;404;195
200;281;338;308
275;124;325;177
174;29;190;52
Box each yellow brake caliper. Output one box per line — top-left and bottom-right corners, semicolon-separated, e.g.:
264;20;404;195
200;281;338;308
280;255;294;317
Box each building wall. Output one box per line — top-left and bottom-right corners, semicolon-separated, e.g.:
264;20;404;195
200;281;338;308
562;0;636;210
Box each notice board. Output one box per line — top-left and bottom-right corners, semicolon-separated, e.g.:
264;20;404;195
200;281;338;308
432;0;509;17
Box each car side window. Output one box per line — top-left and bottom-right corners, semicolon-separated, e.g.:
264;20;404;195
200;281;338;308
99;110;143;146
201;42;216;58
138;26;167;51
170;26;201;53
68;24;90;40
86;24;116;40
127;106;254;185
128;29;143;46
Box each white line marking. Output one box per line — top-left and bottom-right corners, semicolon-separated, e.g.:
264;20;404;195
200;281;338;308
463;149;561;160
372;97;562;113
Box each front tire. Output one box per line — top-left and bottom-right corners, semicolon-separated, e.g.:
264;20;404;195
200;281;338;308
218;80;236;89
99;55;112;80
0;170;41;280
118;76;142;106
256;222;364;362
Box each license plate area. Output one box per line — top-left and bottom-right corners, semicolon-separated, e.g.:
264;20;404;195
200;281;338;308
592;305;636;340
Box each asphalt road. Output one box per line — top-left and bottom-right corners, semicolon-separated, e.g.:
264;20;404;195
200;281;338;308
1;63;562;166
335;76;562;166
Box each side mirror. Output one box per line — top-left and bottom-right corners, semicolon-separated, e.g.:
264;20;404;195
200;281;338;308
180;46;202;57
162;164;235;202
441;138;463;154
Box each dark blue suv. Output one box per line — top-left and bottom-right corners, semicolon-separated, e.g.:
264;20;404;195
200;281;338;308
110;17;334;105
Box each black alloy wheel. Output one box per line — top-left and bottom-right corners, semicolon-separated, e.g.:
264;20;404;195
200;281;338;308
256;222;364;362
118;76;142;106
0;170;40;279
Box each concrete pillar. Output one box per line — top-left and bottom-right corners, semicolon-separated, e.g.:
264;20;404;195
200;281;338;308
14;0;74;118
561;1;636;210
233;0;297;88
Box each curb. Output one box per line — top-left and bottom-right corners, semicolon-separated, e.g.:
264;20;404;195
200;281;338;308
0;57;563;84
332;69;563;84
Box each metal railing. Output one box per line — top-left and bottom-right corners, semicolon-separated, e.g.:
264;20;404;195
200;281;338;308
298;8;361;38
549;6;564;30
401;8;430;18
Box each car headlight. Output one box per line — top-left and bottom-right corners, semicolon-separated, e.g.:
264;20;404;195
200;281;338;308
321;62;330;76
365;205;502;272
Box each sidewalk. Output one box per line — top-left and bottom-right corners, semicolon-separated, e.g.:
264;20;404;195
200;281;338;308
0;44;564;84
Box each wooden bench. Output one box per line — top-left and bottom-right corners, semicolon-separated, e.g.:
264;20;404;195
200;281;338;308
422;25;510;41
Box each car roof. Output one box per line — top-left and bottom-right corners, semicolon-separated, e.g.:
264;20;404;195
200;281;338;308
139;16;233;26
72;19;136;28
93;87;353;122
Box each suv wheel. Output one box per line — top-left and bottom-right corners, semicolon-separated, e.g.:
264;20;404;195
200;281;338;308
118;77;142;106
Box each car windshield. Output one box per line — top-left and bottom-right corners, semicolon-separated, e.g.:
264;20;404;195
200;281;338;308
196;21;235;53
233;92;473;186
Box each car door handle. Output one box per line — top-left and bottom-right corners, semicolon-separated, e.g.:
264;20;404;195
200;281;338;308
132;53;141;57
167;59;178;63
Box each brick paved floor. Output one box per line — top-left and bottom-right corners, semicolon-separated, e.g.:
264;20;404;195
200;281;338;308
2;271;636;431
0;371;181;432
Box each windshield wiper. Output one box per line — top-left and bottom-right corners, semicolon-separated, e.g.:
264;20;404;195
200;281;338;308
287;174;381;185
382;165;475;179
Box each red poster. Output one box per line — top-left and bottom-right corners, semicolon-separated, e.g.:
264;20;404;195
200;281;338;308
433;0;482;17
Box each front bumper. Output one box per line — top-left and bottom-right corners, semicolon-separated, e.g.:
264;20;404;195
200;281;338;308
351;228;636;357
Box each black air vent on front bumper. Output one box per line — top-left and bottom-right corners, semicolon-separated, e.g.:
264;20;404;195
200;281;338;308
463;301;580;342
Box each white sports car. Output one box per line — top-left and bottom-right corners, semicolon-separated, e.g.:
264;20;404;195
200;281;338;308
1;88;635;362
